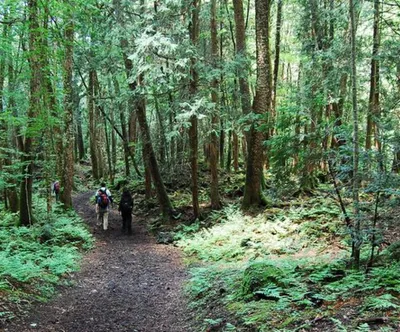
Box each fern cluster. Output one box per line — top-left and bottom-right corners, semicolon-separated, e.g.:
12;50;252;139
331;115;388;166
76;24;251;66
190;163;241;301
0;198;93;322
181;203;400;331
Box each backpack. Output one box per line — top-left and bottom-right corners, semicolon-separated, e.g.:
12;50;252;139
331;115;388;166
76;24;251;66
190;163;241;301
97;190;109;208
54;182;60;193
120;197;133;214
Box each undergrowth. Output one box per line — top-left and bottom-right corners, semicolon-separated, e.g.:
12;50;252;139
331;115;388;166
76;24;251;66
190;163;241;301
178;197;400;331
0;197;93;324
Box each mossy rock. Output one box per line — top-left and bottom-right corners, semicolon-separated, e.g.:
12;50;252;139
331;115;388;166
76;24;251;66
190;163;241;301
241;261;284;296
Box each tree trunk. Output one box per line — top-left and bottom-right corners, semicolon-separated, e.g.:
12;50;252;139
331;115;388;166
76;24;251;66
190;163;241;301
271;0;283;136
74;78;85;161
365;0;380;154
88;69;99;179
233;0;251;156
135;78;173;217
110;94;117;181
20;0;41;226
154;95;167;164
210;0;221;209
60;7;74;209
5;53;19;212
189;0;200;218
113;77;130;177
93;72;105;179
143;145;152;199
233;131;239;172
242;0;272;209
350;0;361;268
226;129;232;172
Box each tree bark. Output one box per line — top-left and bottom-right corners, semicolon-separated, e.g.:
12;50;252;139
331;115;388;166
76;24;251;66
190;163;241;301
88;69;99;179
210;0;221;209
350;0;361;268
233;131;239;172
60;6;74;209
20;0;41;226
271;0;283;135
365;0;380;155
232;0;251;157
242;0;272;209
189;0;200;218
113;77;130;176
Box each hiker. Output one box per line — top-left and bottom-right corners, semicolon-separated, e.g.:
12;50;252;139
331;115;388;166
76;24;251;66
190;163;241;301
53;181;60;202
118;188;134;234
95;182;113;231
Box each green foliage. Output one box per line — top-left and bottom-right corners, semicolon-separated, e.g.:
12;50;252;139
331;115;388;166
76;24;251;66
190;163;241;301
363;294;399;311
0;198;93;321
181;199;400;331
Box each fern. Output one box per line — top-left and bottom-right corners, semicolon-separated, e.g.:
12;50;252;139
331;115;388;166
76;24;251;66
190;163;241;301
330;318;348;332
363;294;399;311
254;285;283;300
356;323;371;332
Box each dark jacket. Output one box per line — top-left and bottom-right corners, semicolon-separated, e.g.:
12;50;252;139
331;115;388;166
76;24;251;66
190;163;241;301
118;193;133;215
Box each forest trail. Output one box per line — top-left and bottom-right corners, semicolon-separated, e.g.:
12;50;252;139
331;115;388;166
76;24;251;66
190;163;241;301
4;192;194;332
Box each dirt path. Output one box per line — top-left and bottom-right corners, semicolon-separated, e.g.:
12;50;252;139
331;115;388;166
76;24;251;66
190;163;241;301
4;192;195;332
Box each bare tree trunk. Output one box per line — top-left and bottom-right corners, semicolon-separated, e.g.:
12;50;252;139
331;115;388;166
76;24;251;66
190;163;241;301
233;131;239;172
154;95;167;164
20;0;41;226
233;0;251;117
143;145;152;199
103;113;113;181
392;63;400;172
350;0;361;268
60;7;74;208
226;129;232;172
88;69;99;179
242;0;272;209
271;0;283;135
365;0;380;155
189;0;200;218
135;77;173;216
113;77;130;177
210;0;221;209
93;71;105;179
5;53;19;212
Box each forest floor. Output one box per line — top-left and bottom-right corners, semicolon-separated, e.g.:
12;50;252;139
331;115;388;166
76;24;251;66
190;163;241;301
2;191;196;332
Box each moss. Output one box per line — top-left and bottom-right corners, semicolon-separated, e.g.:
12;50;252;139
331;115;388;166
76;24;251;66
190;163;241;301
241;261;284;296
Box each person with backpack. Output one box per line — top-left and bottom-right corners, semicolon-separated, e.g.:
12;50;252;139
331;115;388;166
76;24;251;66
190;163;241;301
53;181;60;202
95;182;113;231
118;188;134;234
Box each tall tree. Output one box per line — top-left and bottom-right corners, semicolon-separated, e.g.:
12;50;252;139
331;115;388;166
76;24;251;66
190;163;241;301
60;1;75;208
210;0;221;209
272;0;283;126
365;0;380;153
114;0;173;217
20;0;41;225
242;0;272;208
350;0;361;268
232;0;251;119
189;0;200;218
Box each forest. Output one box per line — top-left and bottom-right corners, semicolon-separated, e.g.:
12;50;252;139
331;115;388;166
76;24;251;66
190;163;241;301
0;0;399;331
